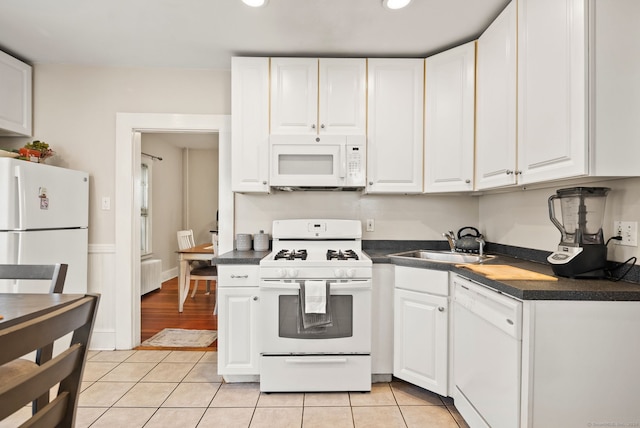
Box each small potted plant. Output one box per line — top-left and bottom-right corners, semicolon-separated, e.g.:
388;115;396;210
19;141;55;163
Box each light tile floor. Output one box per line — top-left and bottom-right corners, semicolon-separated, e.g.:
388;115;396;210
1;350;470;428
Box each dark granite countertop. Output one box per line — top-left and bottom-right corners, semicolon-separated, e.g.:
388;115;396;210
371;249;640;301
217;241;640;301
214;250;269;265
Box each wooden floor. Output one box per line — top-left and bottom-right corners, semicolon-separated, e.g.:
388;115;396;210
140;276;217;350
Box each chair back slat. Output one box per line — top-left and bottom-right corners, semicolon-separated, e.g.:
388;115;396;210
25;392;70;428
0;345;81;421
0;264;68;293
0;298;93;366
177;230;196;251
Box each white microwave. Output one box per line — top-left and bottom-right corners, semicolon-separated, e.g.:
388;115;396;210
269;135;366;189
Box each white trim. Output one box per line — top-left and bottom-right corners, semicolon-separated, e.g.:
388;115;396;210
115;113;232;349
88;244;117;254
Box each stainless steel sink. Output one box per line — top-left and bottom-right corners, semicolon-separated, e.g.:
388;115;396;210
388;250;495;264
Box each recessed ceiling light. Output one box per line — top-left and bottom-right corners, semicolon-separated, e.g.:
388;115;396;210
242;0;268;7
382;0;412;10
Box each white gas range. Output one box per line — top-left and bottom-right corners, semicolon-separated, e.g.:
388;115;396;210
258;219;372;392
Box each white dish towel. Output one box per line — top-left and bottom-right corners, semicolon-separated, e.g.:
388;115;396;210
304;280;326;314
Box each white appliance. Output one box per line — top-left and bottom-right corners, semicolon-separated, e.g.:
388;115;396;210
259;219;372;392
0;158;89;294
452;275;523;428
269;135;366;189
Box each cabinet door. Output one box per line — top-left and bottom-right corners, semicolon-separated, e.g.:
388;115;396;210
231;57;270;192
270;58;318;135
475;1;517;190
424;41;476;193
367;59;424;194
218;287;260;375
0;50;32;137
394;288;448;395
318;58;366;135
518;0;587;183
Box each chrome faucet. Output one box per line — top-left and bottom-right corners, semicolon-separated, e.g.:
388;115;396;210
476;236;486;258
442;230;456;252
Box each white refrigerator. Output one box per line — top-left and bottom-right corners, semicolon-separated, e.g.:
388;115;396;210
0;158;89;294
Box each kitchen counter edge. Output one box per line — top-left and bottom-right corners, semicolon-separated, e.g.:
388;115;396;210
215;249;640;301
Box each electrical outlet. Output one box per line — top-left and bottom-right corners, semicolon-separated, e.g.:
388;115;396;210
614;221;637;247
366;219;375;232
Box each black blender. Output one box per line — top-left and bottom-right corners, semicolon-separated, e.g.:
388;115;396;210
547;187;610;278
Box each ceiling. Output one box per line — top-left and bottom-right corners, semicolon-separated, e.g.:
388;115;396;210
0;0;509;70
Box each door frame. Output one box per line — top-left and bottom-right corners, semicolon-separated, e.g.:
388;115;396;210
115;113;232;349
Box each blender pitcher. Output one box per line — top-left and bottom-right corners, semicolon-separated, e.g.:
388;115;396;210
547;187;610;278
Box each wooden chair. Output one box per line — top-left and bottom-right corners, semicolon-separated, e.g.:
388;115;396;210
0;263;69;414
177;230;218;300
0;294;100;428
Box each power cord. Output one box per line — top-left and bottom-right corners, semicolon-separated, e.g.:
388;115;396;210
604;235;637;282
605;235;623;246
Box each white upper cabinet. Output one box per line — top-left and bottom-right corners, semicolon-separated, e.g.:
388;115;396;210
475;1;517;190
367;59;424;194
318;58;367;135
231;57;270;193
588;0;640;177
0;50;32;137
518;0;588;183
424;41;476;193
270;58;366;135
270;58;318;135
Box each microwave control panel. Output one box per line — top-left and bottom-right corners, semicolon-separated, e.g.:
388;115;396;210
346;144;366;186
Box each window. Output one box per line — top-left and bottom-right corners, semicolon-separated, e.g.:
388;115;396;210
140;161;152;256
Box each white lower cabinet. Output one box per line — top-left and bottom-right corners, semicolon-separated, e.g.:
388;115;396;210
393;267;449;396
521;299;640;427
217;265;260;377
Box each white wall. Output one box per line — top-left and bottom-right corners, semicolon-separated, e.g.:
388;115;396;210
186;148;219;245
480;177;640;263
235;192;480;240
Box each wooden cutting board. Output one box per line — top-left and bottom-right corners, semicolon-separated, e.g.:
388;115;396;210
458;264;558;281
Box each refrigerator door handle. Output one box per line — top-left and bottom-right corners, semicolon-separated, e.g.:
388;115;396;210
15;164;25;230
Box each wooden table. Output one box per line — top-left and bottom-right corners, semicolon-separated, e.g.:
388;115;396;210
0;293;84;328
177;243;215;312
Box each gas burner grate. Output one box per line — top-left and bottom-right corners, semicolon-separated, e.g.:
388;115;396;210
274;249;308;261
326;249;359;261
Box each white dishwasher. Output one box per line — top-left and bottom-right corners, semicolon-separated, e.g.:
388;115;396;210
452;274;522;428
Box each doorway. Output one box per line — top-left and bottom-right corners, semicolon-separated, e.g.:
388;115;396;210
140;132;219;342
115;113;232;350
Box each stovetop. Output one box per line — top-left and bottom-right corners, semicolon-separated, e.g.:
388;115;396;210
260;219;372;279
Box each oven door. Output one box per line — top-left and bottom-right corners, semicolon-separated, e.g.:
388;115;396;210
259;279;371;354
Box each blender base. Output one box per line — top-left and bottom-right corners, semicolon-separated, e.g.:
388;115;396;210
550;245;607;279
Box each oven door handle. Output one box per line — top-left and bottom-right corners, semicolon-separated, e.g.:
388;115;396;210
260;280;371;291
284;357;348;364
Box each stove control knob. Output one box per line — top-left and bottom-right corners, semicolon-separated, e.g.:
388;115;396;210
334;269;345;278
346;269;356;278
275;268;286;278
287;269;299;278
